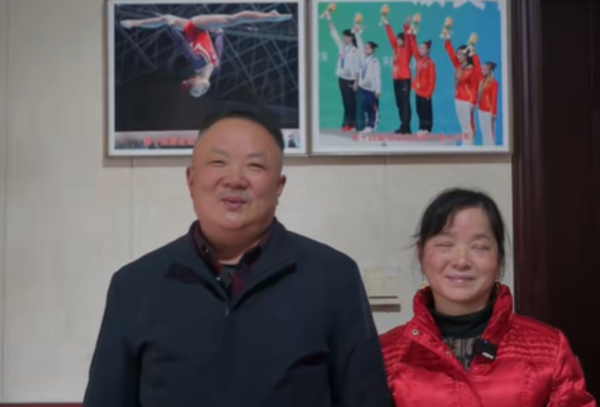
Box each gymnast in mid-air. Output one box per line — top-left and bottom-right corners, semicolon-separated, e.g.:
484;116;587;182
120;10;291;98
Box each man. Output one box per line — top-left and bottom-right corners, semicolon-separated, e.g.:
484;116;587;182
82;103;392;407
120;10;291;98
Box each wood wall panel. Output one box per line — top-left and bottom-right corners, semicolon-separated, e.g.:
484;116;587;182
510;0;548;319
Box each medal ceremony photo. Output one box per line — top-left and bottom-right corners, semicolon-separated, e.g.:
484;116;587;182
106;0;307;156
310;0;509;155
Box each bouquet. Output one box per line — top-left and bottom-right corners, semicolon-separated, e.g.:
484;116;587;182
320;3;336;19
379;4;389;26
440;16;453;38
410;12;421;34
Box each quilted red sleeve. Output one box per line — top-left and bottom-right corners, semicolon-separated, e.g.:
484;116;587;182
547;331;597;407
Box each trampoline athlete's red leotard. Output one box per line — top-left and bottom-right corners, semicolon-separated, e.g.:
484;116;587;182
183;20;219;66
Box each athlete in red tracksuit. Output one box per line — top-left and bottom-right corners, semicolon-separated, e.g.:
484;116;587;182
407;32;436;132
383;17;414;134
477;62;498;145
443;37;482;144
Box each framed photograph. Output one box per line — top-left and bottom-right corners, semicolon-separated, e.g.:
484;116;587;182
107;0;307;156
310;0;510;155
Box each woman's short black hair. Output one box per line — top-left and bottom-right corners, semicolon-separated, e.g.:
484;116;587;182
485;61;497;71
457;44;474;65
366;41;379;50
414;188;506;265
342;29;357;47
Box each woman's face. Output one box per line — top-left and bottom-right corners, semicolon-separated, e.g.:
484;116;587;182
482;64;491;76
457;48;467;63
364;43;373;56
418;43;428;56
419;207;500;315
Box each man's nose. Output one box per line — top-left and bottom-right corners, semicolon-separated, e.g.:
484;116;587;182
222;166;248;188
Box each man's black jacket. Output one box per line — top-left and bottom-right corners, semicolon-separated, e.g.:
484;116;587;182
83;219;392;407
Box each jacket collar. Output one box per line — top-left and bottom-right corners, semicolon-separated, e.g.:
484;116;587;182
179;217;291;263
406;283;513;353
190;218;273;269
170;217;296;302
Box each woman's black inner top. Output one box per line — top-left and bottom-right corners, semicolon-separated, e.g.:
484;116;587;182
429;299;494;370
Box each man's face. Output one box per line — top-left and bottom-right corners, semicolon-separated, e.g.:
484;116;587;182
186;117;286;232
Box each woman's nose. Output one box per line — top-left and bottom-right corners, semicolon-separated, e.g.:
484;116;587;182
452;248;470;269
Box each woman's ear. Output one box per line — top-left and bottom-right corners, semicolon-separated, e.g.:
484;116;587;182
496;265;504;282
416;243;424;262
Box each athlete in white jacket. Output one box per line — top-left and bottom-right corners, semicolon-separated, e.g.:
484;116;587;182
354;27;381;134
323;10;360;131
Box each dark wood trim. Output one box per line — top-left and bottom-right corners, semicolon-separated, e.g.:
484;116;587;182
590;0;600;207
370;303;401;313
510;0;549;321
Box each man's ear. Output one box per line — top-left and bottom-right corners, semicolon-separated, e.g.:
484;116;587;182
186;166;194;197
276;174;287;197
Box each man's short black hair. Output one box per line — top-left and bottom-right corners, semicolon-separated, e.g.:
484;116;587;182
197;102;285;151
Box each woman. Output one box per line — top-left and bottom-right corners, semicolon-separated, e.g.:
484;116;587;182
322;10;360;132
354;24;381;134
380;188;597;407
408;34;436;133
382;15;413;134
443;35;481;145
477;61;499;145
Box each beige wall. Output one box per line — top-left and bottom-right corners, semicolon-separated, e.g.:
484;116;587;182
0;0;513;402
0;0;7;401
